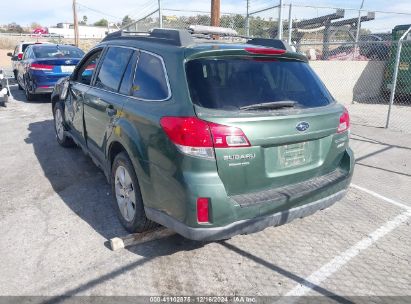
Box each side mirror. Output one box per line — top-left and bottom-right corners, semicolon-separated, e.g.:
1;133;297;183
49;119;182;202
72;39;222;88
7;52;13;57
60;78;70;100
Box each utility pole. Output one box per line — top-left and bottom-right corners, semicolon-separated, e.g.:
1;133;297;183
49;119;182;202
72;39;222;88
211;0;221;27
72;0;79;46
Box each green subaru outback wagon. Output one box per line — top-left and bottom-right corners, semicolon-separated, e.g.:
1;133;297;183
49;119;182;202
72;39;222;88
51;27;354;241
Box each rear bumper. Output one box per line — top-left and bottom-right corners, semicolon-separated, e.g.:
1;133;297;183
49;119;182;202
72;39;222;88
34;87;54;94
145;188;348;241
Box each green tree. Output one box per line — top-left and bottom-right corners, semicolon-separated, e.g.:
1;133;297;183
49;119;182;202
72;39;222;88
30;22;42;30
122;15;134;27
7;22;25;33
80;15;88;25
94;19;108;27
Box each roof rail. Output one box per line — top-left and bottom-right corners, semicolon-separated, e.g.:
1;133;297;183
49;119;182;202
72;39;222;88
102;28;194;46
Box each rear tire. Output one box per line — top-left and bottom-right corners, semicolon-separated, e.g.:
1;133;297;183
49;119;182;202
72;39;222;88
24;78;34;101
53;102;74;147
111;152;157;233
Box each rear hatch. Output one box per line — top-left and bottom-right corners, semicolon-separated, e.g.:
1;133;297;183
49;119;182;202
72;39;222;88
30;58;81;76
185;48;350;196
30;45;84;79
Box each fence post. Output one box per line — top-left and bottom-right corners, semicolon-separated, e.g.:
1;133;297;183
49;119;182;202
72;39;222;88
386;25;411;128
245;0;250;36
158;0;163;28
287;3;293;44
278;0;283;40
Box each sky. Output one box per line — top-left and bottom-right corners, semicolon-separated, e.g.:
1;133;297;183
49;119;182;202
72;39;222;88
0;0;410;33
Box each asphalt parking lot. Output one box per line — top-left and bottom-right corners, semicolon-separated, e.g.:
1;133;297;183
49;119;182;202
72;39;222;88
0;84;410;302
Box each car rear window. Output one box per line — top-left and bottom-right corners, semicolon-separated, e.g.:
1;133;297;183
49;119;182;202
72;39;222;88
186;58;334;110
33;45;84;59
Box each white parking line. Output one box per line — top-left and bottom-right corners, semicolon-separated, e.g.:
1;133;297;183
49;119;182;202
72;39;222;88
286;209;411;297
285;185;411;298
351;184;411;211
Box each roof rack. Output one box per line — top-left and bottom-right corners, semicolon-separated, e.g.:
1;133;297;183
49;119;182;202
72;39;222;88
102;26;292;51
102;28;193;46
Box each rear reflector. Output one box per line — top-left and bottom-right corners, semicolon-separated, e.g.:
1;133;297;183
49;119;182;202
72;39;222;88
337;108;350;133
197;198;209;223
245;47;286;55
30;63;54;71
160;117;250;159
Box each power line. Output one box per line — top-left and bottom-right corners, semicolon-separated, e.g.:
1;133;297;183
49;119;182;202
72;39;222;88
77;2;122;21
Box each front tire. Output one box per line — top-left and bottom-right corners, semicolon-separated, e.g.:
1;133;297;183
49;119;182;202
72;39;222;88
111;152;156;233
53;102;74;147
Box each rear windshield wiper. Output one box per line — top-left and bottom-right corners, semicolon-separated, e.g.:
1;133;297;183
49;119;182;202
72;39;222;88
239;101;297;111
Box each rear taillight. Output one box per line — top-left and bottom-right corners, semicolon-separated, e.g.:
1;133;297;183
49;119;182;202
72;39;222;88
208;122;250;148
197;198;209;223
85;63;96;71
30;63;54;71
337;108;350;133
245;47;286;55
17;53;23;60
160;117;250;159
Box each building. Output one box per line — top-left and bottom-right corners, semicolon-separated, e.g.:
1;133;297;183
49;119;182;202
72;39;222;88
48;22;117;38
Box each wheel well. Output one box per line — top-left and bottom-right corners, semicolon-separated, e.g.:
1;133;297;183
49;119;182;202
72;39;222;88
51;96;59;113
109;141;127;167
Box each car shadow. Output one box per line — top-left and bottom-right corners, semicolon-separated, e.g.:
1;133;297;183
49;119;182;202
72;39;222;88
24;118;203;252
10;84;51;103
25;119;129;240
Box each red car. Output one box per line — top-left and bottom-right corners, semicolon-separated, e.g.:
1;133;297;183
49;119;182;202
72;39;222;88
33;27;48;35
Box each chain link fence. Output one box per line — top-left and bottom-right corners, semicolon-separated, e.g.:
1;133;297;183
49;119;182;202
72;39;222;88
120;1;411;133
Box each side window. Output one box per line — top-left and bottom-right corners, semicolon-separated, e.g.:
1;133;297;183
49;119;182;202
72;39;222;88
132;52;169;100
75;50;102;86
14;46;18;56
119;51;138;95
95;47;134;92
22;48;30;60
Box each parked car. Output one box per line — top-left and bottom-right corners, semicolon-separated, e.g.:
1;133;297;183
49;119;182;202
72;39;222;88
51;28;354;241
33;27;49;35
17;44;84;101
7;42;37;79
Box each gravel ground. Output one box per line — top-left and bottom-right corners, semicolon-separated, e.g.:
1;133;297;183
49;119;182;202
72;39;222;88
0;85;410;302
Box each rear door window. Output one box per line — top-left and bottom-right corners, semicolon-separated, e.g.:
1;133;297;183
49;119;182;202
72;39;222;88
132;52;169;100
186;58;334;110
119;51;138;95
95;47;134;92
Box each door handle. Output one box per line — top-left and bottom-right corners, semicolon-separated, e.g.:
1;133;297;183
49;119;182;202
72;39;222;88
106;105;117;117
